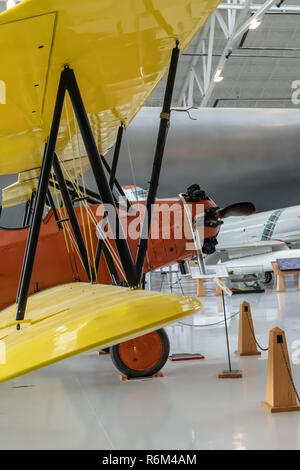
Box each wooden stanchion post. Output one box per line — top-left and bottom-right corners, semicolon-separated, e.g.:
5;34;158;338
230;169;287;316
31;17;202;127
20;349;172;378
215;277;222;297
261;327;300;413
197;279;205;297
271;262;286;292
235;301;261;356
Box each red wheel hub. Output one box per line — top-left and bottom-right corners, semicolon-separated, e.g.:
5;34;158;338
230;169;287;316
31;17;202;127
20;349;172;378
118;332;163;371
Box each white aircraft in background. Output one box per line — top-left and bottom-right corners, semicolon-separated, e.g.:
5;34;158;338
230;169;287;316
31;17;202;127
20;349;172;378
122;185;148;201
122;185;300;284
207;205;300;283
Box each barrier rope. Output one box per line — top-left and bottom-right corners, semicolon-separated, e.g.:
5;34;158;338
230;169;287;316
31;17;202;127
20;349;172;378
245;309;269;352
279;343;300;404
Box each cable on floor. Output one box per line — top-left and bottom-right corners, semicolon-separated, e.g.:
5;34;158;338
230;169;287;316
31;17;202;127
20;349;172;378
178;311;239;328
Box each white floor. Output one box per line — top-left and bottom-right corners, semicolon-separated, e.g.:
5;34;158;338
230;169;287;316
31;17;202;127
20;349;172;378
1;277;300;449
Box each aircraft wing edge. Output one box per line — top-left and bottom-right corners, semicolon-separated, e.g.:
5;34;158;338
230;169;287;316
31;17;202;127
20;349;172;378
0;282;202;383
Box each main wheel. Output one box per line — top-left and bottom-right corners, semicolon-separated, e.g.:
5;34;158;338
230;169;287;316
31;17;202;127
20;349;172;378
110;329;170;379
264;271;273;284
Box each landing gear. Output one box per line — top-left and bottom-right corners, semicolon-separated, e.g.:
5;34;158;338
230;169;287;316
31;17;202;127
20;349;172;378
264;271;273;284
110;329;170;379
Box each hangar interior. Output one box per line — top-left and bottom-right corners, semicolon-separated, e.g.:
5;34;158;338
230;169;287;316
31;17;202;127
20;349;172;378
1;0;300;451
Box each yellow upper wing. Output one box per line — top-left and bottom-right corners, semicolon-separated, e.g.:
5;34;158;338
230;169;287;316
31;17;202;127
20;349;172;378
0;0;220;175
0;282;201;382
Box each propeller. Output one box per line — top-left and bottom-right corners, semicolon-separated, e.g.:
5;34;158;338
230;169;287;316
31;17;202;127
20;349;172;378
181;184;256;260
219;202;256;219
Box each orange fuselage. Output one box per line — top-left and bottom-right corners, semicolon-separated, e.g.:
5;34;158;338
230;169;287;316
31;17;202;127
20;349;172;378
0;198;218;310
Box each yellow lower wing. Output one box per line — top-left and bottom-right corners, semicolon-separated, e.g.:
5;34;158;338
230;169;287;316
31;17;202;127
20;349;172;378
0;283;201;382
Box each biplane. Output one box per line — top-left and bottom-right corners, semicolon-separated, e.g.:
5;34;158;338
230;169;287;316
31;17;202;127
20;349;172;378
0;0;222;382
0;182;254;310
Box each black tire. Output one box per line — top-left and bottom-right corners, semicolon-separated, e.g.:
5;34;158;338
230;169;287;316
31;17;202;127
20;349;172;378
110;328;170;379
264;271;273;284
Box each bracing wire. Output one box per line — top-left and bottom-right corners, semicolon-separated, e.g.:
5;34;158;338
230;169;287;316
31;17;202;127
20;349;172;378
125;129;139;202
72;106;97;276
66;99;126;280
52;98;130;282
65;98;93;281
50;169;83;275
124;128;151;273
50;171;70;254
57;153;126;280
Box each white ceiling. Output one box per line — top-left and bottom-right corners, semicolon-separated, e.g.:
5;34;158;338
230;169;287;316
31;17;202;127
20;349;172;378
147;1;300;108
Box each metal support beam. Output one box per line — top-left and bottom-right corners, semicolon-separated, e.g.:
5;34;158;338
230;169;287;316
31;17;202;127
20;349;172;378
95;124;124;273
16;43;180;319
22;200;30;228
100;155;131;210
177;20;210;106
101;244;120;285
16;66;134;323
16;75;66;322
64;67;138;287
53;154;96;282
26;191;36;226
49;174;120;284
218;2;299;13
177;0;279;108
49;178;102;205
135;41;180;282
109;125;123;188
46;189;62;230
200;0;277;107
